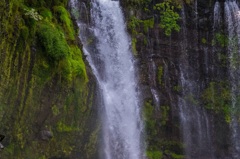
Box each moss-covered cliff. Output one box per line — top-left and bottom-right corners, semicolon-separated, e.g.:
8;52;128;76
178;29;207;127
0;0;99;158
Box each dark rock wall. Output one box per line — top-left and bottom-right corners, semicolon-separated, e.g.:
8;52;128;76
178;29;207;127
121;0;233;158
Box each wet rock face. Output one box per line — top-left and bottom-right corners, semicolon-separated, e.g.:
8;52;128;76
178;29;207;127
120;0;232;158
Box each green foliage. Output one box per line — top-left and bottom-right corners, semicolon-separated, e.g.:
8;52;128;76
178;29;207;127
157;66;164;85
212;32;228;47
128;16;142;35
143;18;154;32
128;16;154;34
144;100;156;133
57;121;79;132
160;105;170;125
154;1;180;36
127;16;154;56
37;22;69;61
53;5;75;40
164;150;184;159
144;99;184;158
147;150;163;159
202;82;231;122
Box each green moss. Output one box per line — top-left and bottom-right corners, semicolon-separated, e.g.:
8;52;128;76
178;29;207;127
20;26;29;41
132;38;137;55
53;5;75;40
0;0;96;158
37;22;69;61
128;16;141;35
160;105;170;126
58;46;88;82
57;121;79;132
144;100;156;132
214;32;228;47
39;8;53;21
143;97;184;157
128;16;154;35
143;18;154;33
84;125;100;158
201;37;207;44
52;104;60;116
202;81;231;122
147;150;163;159
69;46;88;81
164;150;184;159
157;66;164;86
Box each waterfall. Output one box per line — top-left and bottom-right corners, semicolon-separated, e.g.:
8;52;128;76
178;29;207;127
70;0;144;159
148;58;160;109
178;4;214;159
224;1;240;158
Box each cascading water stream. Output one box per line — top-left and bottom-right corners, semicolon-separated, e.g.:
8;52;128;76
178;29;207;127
148;58;160;109
70;0;144;159
224;1;240;158
178;4;214;159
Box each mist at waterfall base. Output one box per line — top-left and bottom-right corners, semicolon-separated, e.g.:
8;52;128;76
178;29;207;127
70;0;144;159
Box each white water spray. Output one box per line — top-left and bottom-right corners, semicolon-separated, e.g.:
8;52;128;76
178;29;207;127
177;4;214;159
224;1;240;158
70;0;144;158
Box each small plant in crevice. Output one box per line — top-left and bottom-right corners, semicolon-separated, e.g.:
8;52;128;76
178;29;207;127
202;81;231;123
212;32;228;47
154;0;181;36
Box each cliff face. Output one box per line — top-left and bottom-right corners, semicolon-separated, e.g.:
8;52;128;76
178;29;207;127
0;0;99;158
121;0;232;158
